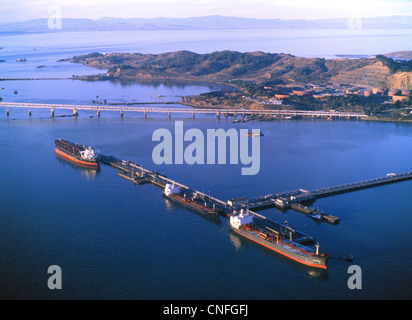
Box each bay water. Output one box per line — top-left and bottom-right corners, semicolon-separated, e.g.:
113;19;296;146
1;28;412;300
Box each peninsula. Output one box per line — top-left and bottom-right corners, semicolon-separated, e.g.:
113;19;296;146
66;50;412;119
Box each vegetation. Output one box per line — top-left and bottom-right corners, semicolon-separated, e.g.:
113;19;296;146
70;50;412;90
68;50;412;120
376;54;412;73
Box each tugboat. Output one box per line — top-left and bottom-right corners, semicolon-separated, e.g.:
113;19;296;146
245;131;264;137
229;209;329;269
55;139;100;168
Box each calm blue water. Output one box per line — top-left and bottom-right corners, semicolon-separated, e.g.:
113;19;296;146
1;29;412;300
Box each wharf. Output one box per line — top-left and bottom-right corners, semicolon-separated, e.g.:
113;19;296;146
118;171;147;185
295;171;412;200
100;154;315;244
230;171;412;224
102;153;412;225
101;155;231;215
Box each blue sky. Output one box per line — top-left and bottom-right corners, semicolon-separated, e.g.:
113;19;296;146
2;0;412;23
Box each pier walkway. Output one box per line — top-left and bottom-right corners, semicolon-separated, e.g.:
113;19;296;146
0;101;367;119
101;153;412;225
101;155;230;212
233;171;412;224
100;155;312;242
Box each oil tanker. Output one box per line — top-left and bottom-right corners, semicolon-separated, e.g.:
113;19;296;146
163;183;219;215
55;139;100;168
230;210;329;269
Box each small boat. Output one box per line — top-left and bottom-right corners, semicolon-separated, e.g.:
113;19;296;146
244;131;264;137
308;213;323;222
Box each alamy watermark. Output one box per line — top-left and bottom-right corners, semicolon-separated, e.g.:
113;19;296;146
48;5;62;30
47;265;62;290
152;121;261;175
347;13;362;30
347;265;362;290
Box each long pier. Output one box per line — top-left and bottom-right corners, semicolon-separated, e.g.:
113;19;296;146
100;155;313;243
234;171;412;224
0;102;368;119
101;155;230;210
101;152;412;226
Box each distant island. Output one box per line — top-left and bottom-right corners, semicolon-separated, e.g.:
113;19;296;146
65;50;412;120
2;15;412;33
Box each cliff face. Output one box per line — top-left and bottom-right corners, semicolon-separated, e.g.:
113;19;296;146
69;51;412;90
328;61;390;89
388;72;412;90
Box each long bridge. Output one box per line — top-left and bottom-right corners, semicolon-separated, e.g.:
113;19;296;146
0;101;368;119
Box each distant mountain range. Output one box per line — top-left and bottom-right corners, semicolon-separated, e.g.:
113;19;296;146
1;15;412;33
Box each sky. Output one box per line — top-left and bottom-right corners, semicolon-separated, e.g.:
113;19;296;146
2;0;412;23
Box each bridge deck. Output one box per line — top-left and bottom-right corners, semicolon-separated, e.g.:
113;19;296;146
0;102;368;118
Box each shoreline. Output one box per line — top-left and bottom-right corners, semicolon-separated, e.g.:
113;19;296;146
73;74;242;91
5;75;412;123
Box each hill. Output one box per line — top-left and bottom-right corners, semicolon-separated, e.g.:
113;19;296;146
385;51;412;60
68;50;412;90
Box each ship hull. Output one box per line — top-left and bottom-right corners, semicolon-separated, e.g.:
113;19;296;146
163;192;218;215
54;139;99;168
55;147;99;168
230;224;328;269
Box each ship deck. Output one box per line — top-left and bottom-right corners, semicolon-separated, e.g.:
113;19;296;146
252;216;314;245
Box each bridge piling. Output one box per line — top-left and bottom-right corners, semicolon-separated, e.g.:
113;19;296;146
0;102;368;120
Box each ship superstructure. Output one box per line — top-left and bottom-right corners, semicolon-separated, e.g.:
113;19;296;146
55;139;100;168
230;209;329;269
